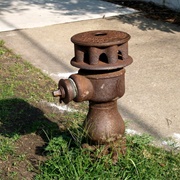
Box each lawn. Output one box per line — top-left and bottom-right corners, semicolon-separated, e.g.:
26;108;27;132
0;41;179;179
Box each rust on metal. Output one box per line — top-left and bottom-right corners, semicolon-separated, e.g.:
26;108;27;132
71;30;130;47
84;101;125;144
53;30;133;162
71;30;132;70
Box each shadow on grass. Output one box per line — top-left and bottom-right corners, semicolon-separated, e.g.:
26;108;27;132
0;98;84;155
0;98;64;154
0;98;60;137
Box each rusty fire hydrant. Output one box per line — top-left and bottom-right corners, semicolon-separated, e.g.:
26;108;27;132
53;30;133;158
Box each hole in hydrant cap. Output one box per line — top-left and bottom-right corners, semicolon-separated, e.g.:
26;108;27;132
95;32;107;36
99;53;108;63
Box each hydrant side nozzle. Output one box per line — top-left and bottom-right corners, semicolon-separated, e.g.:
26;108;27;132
52;78;78;104
70;74;94;102
52;89;61;97
52;86;65;98
52;86;66;103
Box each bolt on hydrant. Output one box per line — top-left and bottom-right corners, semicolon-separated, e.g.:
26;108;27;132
53;30;133;160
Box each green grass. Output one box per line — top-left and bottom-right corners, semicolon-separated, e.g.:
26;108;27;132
35;125;180;180
0;41;180;179
0;134;19;160
0;40;6;55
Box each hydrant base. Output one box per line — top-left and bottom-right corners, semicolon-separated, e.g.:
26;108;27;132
84;100;125;145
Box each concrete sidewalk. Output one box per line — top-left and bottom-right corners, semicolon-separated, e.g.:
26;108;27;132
0;0;180;148
0;0;136;32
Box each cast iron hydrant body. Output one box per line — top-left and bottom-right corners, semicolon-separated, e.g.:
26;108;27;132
53;30;132;147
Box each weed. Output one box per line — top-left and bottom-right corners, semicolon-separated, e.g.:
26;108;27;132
36;127;180;180
0;40;5;46
0;41;6;55
0;134;19;160
9;171;18;178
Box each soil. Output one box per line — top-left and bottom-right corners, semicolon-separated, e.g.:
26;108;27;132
0;48;67;179
0;134;46;180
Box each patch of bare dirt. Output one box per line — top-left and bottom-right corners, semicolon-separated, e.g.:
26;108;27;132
0;134;47;180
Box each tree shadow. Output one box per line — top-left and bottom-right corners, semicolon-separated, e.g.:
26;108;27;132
0;0;122;16
103;0;180;33
114;13;180;33
1;0;179;33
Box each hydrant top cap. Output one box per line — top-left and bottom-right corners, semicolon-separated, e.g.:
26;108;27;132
71;30;130;47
